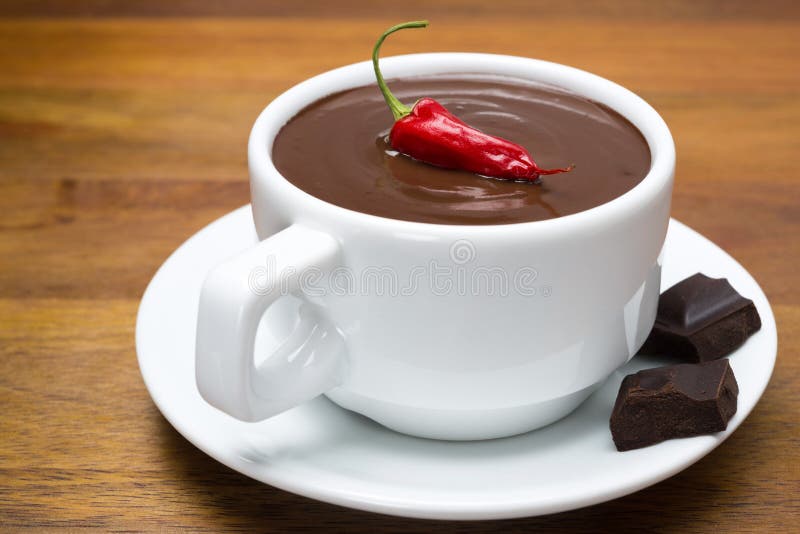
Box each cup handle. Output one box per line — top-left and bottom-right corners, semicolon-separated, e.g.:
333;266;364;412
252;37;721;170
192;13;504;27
195;224;345;422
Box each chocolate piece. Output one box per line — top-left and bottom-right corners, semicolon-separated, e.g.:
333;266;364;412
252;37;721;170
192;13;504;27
273;75;651;225
641;273;761;362
610;359;739;451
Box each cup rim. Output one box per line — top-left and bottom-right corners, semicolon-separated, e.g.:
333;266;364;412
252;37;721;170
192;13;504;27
248;52;675;237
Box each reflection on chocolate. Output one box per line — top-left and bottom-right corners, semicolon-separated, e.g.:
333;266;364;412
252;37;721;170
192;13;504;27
273;75;651;225
381;140;561;220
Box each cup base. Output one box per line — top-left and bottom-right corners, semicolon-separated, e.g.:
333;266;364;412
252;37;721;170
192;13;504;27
325;385;599;441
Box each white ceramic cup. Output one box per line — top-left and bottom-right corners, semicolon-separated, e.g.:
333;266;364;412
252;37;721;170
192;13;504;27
195;53;675;440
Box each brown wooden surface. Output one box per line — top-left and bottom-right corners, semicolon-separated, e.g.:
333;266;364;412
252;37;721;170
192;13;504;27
1;1;798;531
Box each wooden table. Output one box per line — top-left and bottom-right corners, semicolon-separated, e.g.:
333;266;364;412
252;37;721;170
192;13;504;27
1;2;797;530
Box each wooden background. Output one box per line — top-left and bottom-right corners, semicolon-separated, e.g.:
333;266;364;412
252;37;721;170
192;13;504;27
1;1;798;531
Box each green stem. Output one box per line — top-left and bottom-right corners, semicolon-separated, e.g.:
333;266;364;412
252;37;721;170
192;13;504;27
372;20;429;120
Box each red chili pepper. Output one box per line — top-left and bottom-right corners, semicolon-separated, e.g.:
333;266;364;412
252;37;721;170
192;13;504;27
372;21;573;183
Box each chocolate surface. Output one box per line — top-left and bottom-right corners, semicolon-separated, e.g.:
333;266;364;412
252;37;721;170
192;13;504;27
640;273;762;362
272;74;651;225
610;359;739;451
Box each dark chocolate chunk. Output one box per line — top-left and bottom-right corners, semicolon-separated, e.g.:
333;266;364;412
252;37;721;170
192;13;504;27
640;273;761;362
610;359;739;451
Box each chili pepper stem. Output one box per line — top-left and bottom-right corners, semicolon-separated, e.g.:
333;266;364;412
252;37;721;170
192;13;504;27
372;20;429;120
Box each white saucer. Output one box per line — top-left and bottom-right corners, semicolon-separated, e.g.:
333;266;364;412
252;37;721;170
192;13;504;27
136;206;777;520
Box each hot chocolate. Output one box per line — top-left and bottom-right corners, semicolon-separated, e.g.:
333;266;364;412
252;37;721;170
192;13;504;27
272;74;651;225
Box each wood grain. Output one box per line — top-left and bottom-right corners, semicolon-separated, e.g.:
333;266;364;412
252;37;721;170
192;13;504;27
1;2;798;531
